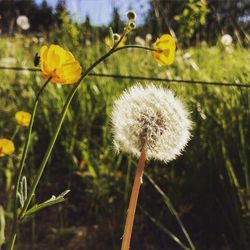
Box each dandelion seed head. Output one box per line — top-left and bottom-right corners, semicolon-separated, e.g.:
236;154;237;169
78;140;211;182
221;34;232;46
111;84;192;163
16;15;30;30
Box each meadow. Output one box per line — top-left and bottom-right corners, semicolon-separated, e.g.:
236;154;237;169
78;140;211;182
0;33;250;250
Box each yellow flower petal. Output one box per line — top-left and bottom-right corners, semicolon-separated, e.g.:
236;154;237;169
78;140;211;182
39;44;82;84
40;46;48;62
153;34;176;65
55;61;82;84
15;111;31;127
64;51;75;63
0;139;15;157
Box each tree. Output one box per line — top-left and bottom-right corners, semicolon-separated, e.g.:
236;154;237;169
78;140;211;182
109;8;124;33
174;0;209;46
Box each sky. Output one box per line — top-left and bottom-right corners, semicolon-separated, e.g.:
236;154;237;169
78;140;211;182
34;0;150;26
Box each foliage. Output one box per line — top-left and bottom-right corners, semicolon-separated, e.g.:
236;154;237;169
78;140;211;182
174;0;209;45
144;0;250;45
51;7;81;49
1;0;249;46
0;34;250;249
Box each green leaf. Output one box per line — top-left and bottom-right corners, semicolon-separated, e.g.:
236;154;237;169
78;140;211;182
0;206;5;247
109;27;114;47
22;190;70;219
139;205;190;250
82;151;97;178
18;176;28;208
5;168;12;192
145;173;195;250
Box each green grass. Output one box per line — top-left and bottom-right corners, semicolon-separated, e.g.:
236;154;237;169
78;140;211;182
0;35;249;249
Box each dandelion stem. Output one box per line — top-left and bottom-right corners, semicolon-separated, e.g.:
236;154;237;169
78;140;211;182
7;77;51;250
121;145;146;250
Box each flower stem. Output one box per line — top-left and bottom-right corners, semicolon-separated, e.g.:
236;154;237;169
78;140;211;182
7;77;51;250
18;44;153;221
114;45;156;53
7;41;154;249
11;126;20;141
18;50;116;220
121;145;146;250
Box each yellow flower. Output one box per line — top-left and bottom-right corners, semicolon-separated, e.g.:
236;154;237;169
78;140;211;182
15;111;31;127
39;44;82;84
0;139;15;157
153;34;176;65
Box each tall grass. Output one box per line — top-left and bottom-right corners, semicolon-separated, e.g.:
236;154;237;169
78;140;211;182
0;36;249;249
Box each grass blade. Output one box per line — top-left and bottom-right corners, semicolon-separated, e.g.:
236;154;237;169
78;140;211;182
145;172;196;250
139;205;190;250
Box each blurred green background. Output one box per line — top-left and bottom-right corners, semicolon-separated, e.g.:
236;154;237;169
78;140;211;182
0;0;250;249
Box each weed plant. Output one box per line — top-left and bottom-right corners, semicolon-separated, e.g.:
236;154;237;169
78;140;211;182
0;32;249;249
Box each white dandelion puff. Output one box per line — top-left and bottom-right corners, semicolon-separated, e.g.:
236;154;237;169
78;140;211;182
16;15;30;30
111;84;192;163
221;34;232;46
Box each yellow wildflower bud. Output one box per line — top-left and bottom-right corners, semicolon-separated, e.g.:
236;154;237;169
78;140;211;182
15;111;31;127
0;139;15;157
39;44;82;84
126;10;136;20
113;33;121;42
129;22;136;30
153;34;176;65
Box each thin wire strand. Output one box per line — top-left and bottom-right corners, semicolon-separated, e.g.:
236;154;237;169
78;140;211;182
0;66;249;89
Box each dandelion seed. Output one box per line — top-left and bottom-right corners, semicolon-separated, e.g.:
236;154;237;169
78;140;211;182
0;139;15;157
111;84;192;163
153;34;176;65
39;44;82;84
15;111;31;127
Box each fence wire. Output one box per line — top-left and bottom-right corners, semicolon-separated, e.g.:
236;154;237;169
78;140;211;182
0;66;249;89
